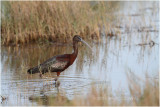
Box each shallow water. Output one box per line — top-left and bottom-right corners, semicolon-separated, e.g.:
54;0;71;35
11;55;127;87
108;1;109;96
1;1;159;106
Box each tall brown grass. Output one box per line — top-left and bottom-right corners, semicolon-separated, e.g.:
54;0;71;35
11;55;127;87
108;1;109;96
1;1;118;46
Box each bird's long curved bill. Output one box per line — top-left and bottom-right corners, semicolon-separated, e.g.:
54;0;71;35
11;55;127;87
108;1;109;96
81;39;92;50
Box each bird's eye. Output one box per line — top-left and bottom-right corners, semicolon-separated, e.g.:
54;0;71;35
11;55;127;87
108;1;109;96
78;36;81;41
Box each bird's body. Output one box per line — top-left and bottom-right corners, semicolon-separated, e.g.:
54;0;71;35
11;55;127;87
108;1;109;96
27;35;91;79
27;53;77;76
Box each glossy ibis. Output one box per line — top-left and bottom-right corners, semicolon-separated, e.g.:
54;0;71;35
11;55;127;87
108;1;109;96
27;35;92;82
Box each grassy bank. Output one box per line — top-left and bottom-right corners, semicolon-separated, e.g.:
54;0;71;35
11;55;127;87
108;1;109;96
1;1;118;46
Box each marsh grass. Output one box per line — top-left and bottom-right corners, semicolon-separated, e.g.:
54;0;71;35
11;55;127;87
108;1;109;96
1;1;118;46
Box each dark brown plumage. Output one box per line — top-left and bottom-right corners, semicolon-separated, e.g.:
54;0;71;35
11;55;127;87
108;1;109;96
27;35;91;79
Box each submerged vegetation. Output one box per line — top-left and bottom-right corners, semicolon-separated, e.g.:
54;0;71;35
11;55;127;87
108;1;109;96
75;77;158;106
1;1;119;45
28;73;159;106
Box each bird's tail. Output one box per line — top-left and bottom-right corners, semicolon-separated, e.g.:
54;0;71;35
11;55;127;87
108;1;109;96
27;66;40;74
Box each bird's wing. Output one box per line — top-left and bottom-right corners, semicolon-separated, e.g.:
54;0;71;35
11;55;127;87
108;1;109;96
40;56;69;72
50;60;68;70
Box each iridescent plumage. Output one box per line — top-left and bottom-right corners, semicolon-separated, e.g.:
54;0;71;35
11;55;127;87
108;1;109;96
27;35;91;79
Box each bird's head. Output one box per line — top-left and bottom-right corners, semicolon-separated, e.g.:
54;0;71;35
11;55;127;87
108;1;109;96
73;35;82;42
73;35;92;50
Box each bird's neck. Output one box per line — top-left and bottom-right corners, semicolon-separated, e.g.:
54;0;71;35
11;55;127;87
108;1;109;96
72;41;78;57
69;41;78;65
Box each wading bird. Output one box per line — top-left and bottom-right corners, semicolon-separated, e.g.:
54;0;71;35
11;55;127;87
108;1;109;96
27;35;92;83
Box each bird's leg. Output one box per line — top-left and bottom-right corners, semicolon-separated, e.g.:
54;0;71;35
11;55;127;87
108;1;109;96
55;72;60;82
54;77;58;82
39;73;43;78
55;72;61;87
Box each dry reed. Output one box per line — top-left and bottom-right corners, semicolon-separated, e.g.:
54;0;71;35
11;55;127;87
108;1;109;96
1;1;116;46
